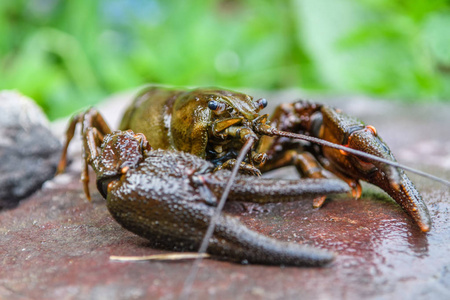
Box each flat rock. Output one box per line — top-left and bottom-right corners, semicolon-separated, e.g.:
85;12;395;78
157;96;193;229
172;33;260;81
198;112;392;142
0;90;449;300
0;91;61;209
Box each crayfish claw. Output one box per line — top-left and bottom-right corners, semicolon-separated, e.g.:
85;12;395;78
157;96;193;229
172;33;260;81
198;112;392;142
309;105;432;231
384;170;432;232
210;213;334;266
250;99;434;232
103;148;336;266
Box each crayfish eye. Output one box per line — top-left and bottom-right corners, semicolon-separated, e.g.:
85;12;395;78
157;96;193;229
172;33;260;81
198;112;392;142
255;98;268;111
208;100;218;110
208;100;226;114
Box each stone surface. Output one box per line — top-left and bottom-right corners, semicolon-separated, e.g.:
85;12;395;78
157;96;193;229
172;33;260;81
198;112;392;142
0;90;449;300
0;91;61;209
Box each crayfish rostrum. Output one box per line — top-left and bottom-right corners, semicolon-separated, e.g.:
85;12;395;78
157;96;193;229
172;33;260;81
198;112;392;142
57;86;432;266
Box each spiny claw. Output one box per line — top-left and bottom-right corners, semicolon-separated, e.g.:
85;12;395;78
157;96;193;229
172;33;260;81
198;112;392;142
203;176;350;203
320;107;432;232
105;147;336;266
346;130;431;231
381;170;431;232
210;213;334;266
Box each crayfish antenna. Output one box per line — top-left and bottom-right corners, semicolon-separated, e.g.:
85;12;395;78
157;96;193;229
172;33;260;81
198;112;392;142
180;137;256;300
264;128;440;232
270;129;450;187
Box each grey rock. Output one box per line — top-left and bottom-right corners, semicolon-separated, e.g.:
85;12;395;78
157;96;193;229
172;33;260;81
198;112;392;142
0;91;61;209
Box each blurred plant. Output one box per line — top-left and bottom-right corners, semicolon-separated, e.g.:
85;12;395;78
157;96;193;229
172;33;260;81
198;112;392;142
0;0;449;120
293;0;450;100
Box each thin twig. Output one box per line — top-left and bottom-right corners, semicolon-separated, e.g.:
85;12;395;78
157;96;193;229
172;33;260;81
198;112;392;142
110;253;210;261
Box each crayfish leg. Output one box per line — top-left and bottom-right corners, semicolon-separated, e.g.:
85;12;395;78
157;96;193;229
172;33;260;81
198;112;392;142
56;114;82;174
57;108;113;201
57;108;112;173
313;196;327;209
294;151;333;208
81;127;106;201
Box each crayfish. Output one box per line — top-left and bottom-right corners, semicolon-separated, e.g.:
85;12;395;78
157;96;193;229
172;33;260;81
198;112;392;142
57;86;437;267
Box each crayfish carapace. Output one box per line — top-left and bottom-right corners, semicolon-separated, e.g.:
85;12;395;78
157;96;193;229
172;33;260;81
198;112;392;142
57;86;440;266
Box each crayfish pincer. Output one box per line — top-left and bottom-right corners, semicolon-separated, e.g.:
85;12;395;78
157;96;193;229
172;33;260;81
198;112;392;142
58;125;348;266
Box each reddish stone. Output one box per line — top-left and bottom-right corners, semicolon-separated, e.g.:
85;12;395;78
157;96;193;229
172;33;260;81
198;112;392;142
1;94;449;299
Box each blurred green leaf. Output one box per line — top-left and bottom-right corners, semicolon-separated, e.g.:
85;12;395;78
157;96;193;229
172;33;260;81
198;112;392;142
0;0;449;120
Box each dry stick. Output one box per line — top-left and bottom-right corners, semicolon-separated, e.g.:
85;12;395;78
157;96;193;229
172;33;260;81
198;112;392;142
179;137;256;300
272;129;450;187
110;253;210;261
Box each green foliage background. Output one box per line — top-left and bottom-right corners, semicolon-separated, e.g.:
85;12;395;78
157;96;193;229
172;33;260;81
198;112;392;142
1;0;449;119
